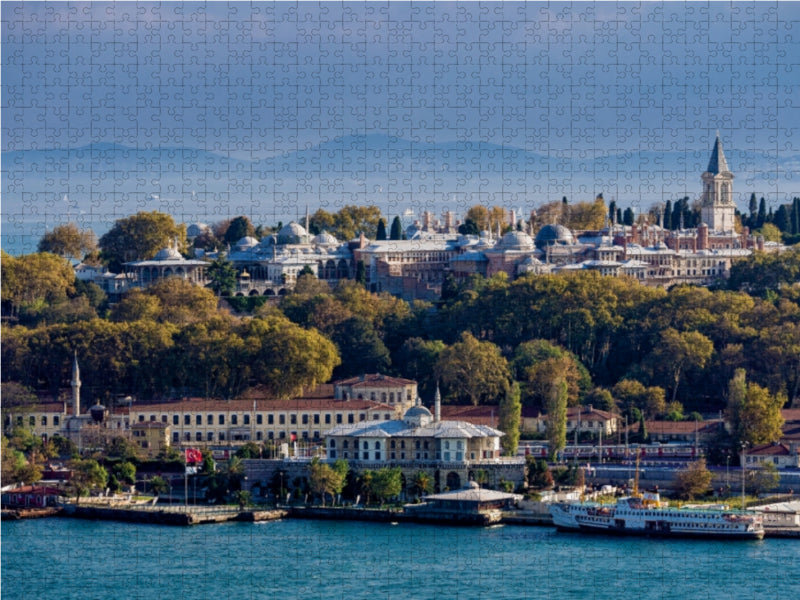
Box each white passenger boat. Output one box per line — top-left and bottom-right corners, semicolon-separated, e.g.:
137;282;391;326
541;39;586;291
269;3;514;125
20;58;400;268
549;493;764;540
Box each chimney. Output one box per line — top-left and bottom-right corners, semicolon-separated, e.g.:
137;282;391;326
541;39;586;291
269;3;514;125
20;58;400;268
71;351;81;417
434;385;441;423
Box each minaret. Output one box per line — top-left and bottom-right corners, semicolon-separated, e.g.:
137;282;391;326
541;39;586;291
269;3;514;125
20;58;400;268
700;132;735;232
434;384;441;423
71;351;81;417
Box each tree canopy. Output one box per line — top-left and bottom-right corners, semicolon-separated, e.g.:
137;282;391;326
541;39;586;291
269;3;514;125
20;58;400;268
99;211;186;271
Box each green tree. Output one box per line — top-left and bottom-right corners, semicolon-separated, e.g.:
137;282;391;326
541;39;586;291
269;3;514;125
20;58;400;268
757;197;767;228
375;218;387;240
435;332;510;405
1;251;76;318
393;338;445;400
525;457;554;490
38;223;98;260
672;459;713;500
545;380;568;461
498;382;522;456
68;459;108;503
727;369;786;447
99;211;186;271
235;442;262;459
390;216;403;240
223;216;256;245
371;467;402;505
113;461;137;486
746;462;780;496
149;475;168;496
308;457;346;506
206;256;238;296
331;316;391;378
646;328;714;402
234;489;253;508
410;471;433;498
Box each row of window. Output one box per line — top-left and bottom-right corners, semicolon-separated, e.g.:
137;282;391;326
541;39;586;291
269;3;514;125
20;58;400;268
139;412;393;426
172;430;321;443
9;415;62;428
329;439;466;451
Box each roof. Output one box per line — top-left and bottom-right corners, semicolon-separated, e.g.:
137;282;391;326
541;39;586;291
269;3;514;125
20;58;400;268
131;397;393;413
781;409;800;423
565;407;618;422
325;419;503;439
422;485;522;503
645;419;724;435
440;405;498;427
334;374;416;387
748;443;794;457
706;134;731;174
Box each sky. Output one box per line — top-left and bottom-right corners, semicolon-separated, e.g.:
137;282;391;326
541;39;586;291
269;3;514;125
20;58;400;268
2;1;799;252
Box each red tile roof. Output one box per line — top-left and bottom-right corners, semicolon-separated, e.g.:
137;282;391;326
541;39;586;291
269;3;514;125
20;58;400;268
131;397;393;412
333;373;416;387
749;443;794;456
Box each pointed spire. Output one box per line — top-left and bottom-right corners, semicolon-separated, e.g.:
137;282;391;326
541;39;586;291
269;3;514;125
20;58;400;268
434;384;441;423
71;350;81;417
706;133;730;174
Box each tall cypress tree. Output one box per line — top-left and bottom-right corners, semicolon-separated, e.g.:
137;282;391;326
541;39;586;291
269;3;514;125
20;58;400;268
774;204;790;232
389;216;403;240
757;197;767;228
376;218;387;240
748;193;758;228
663;200;672;230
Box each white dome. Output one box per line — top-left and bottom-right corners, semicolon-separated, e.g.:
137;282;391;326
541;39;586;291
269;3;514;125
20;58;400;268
236;236;259;249
186;223;209;237
154;247;182;261
277;222;308;244
313;231;339;245
498;230;535;251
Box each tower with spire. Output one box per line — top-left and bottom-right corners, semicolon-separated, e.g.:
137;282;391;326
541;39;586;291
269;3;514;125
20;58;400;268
700;132;735;232
70;350;81;417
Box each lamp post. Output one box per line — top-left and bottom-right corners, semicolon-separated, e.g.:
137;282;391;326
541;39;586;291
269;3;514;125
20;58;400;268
725;451;730;489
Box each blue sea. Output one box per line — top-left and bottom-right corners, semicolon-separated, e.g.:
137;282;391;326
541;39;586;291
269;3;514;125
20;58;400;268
2;517;798;600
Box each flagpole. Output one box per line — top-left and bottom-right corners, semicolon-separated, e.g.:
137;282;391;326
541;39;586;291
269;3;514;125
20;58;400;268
184;449;188;508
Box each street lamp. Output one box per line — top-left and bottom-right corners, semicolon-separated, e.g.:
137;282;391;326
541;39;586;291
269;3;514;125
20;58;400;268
740;442;748;509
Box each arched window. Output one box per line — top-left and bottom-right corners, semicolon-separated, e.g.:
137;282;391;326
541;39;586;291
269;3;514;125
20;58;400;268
343;440;349;449
375;441;381;449
330;439;336;448
363;441;369;450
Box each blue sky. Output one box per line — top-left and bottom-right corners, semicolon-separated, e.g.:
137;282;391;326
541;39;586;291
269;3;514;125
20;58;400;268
2;2;799;252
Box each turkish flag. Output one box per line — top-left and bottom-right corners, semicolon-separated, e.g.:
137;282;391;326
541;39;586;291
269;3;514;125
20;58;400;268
290;433;297;442
185;448;203;464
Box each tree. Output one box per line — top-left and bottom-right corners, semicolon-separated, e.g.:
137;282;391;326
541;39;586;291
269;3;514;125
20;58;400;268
371;467;402;505
113;461;137;486
464;206;490;231
514;340;591;408
393;338;445;400
757;197;767;228
646;328;714;402
206;256;238;296
612;379;667;419
410;471;432;498
235;442;262;459
99;211;186;271
672;459;713;500
526;457;554;489
435;332;510;405
233;489;253;508
308;457;346;506
244;315;341;398
149;475;168;496
145;278;221;325
68;459;108;503
727;369;785;447
38;223;97;259
1;251;76;318
545;380;568;461
375;218;387;240
498;382;521;456
0;382;37;408
746;462;780;496
390;216;403;240
331;316;391;378
622;207;634;226
223;216;256;245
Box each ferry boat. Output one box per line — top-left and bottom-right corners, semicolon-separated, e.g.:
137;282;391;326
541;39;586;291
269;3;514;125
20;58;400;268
549;494;764;539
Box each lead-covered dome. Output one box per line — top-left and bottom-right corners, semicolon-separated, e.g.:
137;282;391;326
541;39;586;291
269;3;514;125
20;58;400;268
277;222;308;244
535;224;575;249
154;246;182;261
498;230;535;251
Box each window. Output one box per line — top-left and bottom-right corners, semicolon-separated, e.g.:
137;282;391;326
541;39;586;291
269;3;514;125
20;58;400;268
256;432;262;441
184;432;191;441
389;392;394;402
257;414;263;425
207;432;214;441
290;414;297;425
363;441;369;450
196;432;202;441
302;432;308;439
196;415;202;425
343;440;349;449
207;414;213;425
329;450;337;459
390;441;396;449
330;440;336;448
184;415;191;425
53;416;60;426
348;414;354;424
219;432;225;441
279;431;285;439
391;452;396;459
384;413;391;420
231;415;238;425
370;392;376;400
359;413;366;422
382;393;387;402
244;414;250;425
279;415;285;425
173;432;179;443
302;415;308;425
138;415;145;422
373;414;380;420
314;415;319;425
400;441;405;449
268;414;274;425
337;414;343;424
173;415;179;425
268;432;274;440
375;441;381;449
219;415;225;425
325;414;331;424
162;415;167;423
41;416;47;426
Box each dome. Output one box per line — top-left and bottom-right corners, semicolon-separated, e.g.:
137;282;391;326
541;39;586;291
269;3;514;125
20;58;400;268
277;222;308;244
313;231;339;245
535;224;575;249
260;234;277;246
404;405;433;427
467;480;481;490
498;230;535;251
186;223;209;237
154;246;183;261
89;404;107;423
236;236;259;249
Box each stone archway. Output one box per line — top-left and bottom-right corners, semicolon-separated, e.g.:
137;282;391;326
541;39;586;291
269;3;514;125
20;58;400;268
446;471;461;490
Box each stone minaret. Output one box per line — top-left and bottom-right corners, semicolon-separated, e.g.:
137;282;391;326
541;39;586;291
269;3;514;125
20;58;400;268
700;133;735;232
71;351;81;417
434;385;441;423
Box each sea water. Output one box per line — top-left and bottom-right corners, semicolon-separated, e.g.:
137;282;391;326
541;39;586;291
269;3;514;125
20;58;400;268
2;517;798;600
